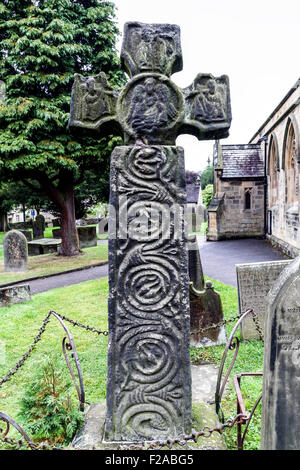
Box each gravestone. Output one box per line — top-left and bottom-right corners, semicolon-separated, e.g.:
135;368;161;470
28;238;61;256
69;21;231;442
236;260;291;340
261;255;300;450
77;226;97;248
33;214;45;239
188;235;204;291
3;230;28;272
97;217;109;236
0;284;31;307
190;280;226;347
19;229;32;242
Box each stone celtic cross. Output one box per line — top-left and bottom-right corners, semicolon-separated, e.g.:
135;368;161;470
69;22;231;442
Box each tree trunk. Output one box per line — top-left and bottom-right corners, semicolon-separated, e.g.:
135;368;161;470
58;184;80;256
0;212;8;231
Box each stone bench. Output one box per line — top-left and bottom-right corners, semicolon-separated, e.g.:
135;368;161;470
28;238;61;256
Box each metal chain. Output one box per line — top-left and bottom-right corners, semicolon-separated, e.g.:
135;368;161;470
51;311;109;336
190;312;244;336
0;413;247;451
0;312;52;390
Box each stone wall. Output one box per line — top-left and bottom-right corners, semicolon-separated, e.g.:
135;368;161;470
207;179;264;240
250;80;300;258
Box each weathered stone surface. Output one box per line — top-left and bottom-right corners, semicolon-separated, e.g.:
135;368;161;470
97;217;109;235
261;255;300;450
236;260;291;340
69;20;232;444
4;230;28;272
190;280;226;348
33;214;45;239
0;284;31;307
77;225;97;248
105;145;192;442
19;229;32;241
188;235;204;291
28;238;61;256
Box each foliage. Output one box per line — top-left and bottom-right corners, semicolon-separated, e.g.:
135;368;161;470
202;183;214;207
0;0;125;254
18;356;84;444
200;165;214;189
185;170;200;185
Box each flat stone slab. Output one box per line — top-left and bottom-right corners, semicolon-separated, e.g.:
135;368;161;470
28;238;61;256
72;401;226;450
191;364;219;404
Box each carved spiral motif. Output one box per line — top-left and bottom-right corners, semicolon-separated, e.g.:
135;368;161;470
119;401;176;440
120;255;177;316
119;330;179;387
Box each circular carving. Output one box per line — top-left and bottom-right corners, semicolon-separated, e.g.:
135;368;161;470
119;402;176;440
117;72;184;141
120;330;178;385
120;255;177;317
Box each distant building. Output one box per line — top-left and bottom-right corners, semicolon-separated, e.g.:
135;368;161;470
207;142;265;240
207;78;300;258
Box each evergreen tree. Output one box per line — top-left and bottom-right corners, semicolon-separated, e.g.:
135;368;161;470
200;165;214;190
0;0;124;255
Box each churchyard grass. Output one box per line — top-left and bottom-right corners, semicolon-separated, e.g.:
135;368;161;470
0;244;108;285
0;275;263;449
190;277;264;450
0;277;108;447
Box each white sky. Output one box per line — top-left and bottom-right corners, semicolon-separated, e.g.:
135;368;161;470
113;0;300;171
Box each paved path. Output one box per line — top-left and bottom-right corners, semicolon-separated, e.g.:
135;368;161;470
13;236;288;294
198;237;288;287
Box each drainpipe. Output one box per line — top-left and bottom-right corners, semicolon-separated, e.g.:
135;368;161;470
258;136;269;238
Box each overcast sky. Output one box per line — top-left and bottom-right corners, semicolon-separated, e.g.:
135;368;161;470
113;0;300;171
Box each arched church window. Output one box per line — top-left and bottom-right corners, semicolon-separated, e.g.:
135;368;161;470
285;122;298;206
245;187;252;210
268;136;278;206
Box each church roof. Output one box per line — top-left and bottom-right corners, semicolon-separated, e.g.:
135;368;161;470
186;183;200;203
221;144;264;178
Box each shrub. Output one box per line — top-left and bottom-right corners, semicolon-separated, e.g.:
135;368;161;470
18;356;84;445
202;184;214;207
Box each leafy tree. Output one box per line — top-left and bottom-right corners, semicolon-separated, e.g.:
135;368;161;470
0;0;124;255
202;183;214;207
200;165;214;190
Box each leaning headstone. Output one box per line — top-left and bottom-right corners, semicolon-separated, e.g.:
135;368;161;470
77;226;97;248
69;21;231;443
0;284;31;307
3;230;28;272
188;235;204;290
261;255;300;450
33;214;45;239
236;260;291;340
190;280;226;347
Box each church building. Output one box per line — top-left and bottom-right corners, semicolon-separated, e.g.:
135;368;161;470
207;78;300;258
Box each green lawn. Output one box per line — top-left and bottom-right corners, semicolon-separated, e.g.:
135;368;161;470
0;244;108;285
0;275;263;450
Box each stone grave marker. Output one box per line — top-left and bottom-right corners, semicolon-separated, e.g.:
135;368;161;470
261;255;300;450
33;214;45;239
236;260;291;340
97;217;109;236
69;21;231;442
77;226;97;248
188;234;204;291
3;230;28;272
190;280;226;347
0;284;31;307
